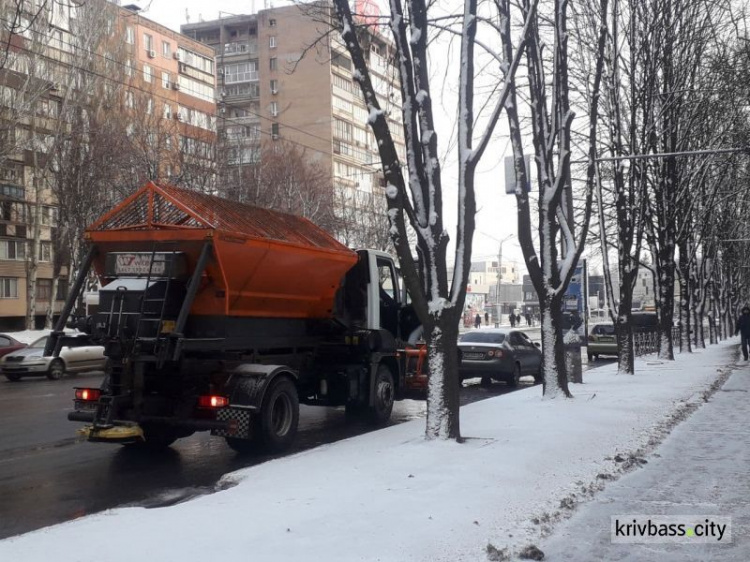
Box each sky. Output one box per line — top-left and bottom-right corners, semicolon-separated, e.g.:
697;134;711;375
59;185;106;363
0;338;737;560
134;0;531;273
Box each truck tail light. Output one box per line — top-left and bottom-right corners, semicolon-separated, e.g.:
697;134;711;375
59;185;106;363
75;388;101;401
198;395;229;409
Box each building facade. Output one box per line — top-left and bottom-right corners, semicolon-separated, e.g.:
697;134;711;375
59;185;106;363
0;0;216;329
181;4;406;245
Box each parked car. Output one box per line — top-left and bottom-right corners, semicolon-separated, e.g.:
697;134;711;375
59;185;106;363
0;334;106;382
587;323;617;361
0;334;26;359
458;329;542;386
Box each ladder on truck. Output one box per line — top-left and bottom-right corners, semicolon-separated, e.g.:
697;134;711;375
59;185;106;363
134;245;178;365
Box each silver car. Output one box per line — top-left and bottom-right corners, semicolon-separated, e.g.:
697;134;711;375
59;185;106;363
0;335;106;381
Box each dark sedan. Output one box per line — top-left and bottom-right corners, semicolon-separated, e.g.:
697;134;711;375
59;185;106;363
458;329;542;386
0;334;25;359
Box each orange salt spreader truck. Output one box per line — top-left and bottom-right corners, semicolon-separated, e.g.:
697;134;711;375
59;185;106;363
48;182;427;452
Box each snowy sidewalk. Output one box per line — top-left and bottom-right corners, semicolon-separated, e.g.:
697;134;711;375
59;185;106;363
0;341;739;562
538;353;750;561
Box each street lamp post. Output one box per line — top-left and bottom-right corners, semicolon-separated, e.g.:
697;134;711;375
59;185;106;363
495;234;514;326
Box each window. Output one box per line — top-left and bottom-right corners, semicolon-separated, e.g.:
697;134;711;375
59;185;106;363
0;184;24;199
56;279;68;301
0;278;18;299
269;18;276;27
270;102;278;116
163;103;171;119
41;206;57;226
125;91;134;109
269;36;276;48
146;98;153;115
270;79;278;94
143;64;152;83
125;27;134;44
0;240;25;260
144;33;154;54
269;57;277;71
125;59;133;78
37;279;52;301
224;61;258;84
331;51;352;71
39;238;52;263
162;41;171;57
162;71;170;89
271;123;279;138
334;118;353;141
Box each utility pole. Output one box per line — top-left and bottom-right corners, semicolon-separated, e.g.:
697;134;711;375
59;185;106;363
495;234;514;326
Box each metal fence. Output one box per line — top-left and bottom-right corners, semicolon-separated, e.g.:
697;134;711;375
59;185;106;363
633;327;682;357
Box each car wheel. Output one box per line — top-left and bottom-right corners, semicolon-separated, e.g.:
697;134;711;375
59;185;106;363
46;359;65;380
480;376;492;387
4;373;22;382
507;363;521;387
533;364;543;384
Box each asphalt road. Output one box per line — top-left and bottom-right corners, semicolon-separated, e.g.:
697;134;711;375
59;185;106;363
0;369;539;540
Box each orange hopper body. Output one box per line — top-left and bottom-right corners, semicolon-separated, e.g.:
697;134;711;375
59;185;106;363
86;182;358;320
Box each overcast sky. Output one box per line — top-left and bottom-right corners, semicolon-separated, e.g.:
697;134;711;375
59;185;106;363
135;0;529;272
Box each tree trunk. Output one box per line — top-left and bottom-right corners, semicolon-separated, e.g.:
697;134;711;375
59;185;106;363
616;290;635;374
425;316;461;439
539;293;570;398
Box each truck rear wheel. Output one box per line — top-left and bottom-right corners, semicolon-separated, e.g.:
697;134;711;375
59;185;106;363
124;424;178;450
257;376;299;452
368;364;394;425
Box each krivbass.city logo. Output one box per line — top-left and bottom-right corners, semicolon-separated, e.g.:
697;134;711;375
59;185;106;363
611;515;732;544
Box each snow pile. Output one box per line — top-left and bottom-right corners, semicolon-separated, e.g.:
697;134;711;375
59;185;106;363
0;342;736;562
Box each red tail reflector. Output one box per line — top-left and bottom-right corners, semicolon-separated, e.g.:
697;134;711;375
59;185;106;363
198;395;229;408
75;388;101;401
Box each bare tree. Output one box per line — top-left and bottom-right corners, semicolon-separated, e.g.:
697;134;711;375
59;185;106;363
502;0;608;396
331;0;532;438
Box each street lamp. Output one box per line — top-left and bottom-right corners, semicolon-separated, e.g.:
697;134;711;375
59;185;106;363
495;234;514;321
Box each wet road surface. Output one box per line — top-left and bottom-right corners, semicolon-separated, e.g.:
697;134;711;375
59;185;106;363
0;370;538;539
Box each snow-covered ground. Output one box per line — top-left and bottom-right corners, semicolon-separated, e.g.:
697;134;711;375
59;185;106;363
0;341;737;561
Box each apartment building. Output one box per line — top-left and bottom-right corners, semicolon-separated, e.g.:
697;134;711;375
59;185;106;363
181;3;406;242
0;1;216;329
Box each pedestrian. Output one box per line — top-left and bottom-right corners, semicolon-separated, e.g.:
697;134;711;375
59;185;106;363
735;306;750;360
475;313;482;329
515;313;521;327
525;312;531;326
509;313;516;327
485;311;489;325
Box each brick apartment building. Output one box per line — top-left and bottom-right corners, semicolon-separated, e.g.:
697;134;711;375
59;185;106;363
0;0;216;329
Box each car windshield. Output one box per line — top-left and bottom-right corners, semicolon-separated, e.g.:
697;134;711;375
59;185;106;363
460;332;505;344
28;336;48;349
592;324;615;335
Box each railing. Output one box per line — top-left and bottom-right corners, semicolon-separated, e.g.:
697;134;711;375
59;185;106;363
633;326;682;357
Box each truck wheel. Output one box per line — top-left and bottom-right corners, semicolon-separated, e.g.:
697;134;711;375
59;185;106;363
257;376;299;452
368;364;394;425
46;359;65;380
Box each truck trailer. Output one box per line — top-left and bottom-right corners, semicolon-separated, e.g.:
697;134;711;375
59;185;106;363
51;182;426;452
